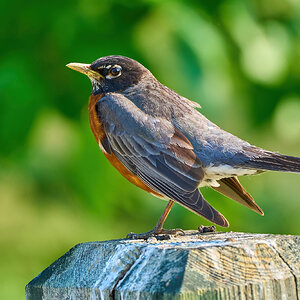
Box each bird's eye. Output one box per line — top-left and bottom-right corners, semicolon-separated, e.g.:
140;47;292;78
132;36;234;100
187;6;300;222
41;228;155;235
108;65;122;78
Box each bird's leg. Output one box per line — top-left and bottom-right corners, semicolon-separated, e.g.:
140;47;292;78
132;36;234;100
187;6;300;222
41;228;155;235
127;200;185;240
153;199;174;232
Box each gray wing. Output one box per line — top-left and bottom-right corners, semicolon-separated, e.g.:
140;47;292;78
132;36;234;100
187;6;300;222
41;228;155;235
96;93;229;227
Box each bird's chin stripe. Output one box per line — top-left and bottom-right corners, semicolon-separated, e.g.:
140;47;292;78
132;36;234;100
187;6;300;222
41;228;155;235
90;78;103;94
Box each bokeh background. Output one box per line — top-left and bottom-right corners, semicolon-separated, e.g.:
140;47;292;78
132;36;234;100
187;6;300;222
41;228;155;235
1;0;300;298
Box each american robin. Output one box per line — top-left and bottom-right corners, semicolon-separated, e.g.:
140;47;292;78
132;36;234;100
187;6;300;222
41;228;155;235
67;55;300;238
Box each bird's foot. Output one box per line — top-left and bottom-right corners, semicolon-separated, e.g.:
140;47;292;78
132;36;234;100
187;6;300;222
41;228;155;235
126;228;185;240
198;225;216;233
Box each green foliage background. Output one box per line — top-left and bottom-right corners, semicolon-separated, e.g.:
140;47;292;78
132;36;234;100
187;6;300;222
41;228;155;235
1;0;300;298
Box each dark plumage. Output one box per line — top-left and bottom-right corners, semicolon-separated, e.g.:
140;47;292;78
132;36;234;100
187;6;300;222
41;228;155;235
67;55;300;236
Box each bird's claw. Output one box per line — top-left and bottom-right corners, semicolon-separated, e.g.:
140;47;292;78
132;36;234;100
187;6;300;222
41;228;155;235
126;228;185;240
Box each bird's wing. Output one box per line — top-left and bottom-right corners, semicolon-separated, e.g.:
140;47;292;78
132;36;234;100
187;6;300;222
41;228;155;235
96;93;228;227
212;177;264;215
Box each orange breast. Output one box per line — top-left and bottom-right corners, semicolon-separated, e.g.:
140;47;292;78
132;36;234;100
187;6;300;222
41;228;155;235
88;94;163;198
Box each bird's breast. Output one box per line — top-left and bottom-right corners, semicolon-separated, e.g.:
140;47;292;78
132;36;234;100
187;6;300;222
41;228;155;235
88;94;106;142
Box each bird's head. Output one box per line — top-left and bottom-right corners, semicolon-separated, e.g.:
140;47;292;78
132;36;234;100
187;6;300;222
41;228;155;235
67;55;150;94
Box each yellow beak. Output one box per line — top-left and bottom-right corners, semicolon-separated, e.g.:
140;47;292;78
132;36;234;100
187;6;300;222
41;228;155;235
66;63;103;80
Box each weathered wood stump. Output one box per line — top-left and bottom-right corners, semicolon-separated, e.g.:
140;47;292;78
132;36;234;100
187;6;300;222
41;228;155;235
26;231;300;299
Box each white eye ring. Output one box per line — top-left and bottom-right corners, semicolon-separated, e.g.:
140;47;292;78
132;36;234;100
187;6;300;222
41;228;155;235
106;65;122;79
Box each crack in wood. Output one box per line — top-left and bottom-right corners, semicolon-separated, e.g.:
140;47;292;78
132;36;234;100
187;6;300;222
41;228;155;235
271;244;299;300
109;247;144;299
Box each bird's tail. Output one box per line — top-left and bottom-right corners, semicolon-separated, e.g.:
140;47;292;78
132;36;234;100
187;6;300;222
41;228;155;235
245;147;300;173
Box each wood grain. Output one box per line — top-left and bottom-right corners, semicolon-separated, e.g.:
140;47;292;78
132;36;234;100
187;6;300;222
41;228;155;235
26;231;300;300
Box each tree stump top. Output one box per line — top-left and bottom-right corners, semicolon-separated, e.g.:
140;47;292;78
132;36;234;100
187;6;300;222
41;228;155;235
26;231;300;299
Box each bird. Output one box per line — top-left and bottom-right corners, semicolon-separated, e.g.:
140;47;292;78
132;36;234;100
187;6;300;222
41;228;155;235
67;55;300;238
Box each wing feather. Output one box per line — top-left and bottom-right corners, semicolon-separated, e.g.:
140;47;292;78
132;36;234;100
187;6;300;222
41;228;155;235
96;93;229;227
212;177;263;215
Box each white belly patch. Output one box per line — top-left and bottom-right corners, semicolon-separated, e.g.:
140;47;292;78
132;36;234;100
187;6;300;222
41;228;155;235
200;164;257;188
